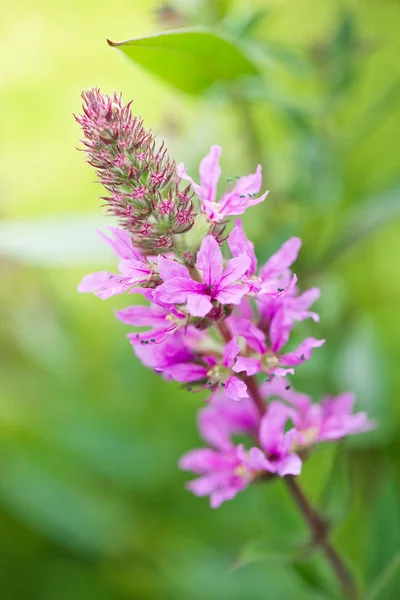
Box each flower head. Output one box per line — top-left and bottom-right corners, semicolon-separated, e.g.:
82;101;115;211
78;227;153;298
76;88;196;252
261;380;376;447
154;235;250;317
178;145;268;222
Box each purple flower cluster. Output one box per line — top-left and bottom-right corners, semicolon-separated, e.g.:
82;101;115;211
77;91;375;508
179;381;374;508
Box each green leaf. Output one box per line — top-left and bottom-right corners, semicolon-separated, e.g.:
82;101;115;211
108;28;260;95
319;445;352;525
0;442;135;555
299;444;337;505
366;477;400;599
233;535;308;570
313;184;400;270
366;553;400;600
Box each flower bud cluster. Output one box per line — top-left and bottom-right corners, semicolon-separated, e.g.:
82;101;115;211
76;88;196;251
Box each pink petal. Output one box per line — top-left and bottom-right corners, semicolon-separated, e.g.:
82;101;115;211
222;338;241;368
199;145;222;203
224;376;249;401
233;356;260;377
177;162;203;197
259;401;294;450
162;363;208;382
128;326;175;345
220;255;251;287
77;271;130;299
261;237;302;278
98;227;139;260
196;235;223;286
219;165;266;216
186;292;213;317
179;449;232;473
158;255;191;281
153;277;203;305
323;392;355;416
269;308;294;352
228;220;257;276
119;258;152;282
247;447;270;471
275;453;302;477
186;473;222;497
280;337;325;366
228;316;266;354
215;283;248;305
261;379;311;413
115;305;166;326
210;486;241;508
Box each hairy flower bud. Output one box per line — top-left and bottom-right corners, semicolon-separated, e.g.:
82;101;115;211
75;88;197;252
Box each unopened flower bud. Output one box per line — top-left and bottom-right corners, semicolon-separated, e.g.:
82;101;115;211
75;88;198;252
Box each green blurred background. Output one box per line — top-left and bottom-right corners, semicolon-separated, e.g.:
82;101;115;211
1;1;399;598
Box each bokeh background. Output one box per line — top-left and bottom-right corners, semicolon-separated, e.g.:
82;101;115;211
1;0;399;598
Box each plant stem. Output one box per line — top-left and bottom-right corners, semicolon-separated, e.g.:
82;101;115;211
244;375;266;416
285;477;358;599
216;319;357;596
244;376;359;600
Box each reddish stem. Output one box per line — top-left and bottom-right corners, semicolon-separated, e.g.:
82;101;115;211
244;376;266;416
285;477;359;600
242;369;359;599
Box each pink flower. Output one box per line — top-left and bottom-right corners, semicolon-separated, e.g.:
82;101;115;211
179;386;303;507
262;379;376;446
177;145;268;222
132;328;199;372
162;338;249;401
116;289;187;345
153;235;250;317
78;227;153;299
179;392;267;507
198;389;259;451
258;402;302;476
230;313;325;378
179;444;264;508
259;237;302;294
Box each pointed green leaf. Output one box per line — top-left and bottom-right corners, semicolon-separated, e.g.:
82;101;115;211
108;28;260;95
233;534;309;570
366;553;400;600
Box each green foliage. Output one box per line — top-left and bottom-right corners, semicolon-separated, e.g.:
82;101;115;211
108;28;260;95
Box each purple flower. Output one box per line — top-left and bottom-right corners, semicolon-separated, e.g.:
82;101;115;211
198;389;259;451
179;392;267;507
153;235;250;317
179;444;263;508
258;402;302;476
132;328;199;372
116;290;187;345
262;379;376;446
177;145;268;222
179;385;303;507
78;227;153;299
163;337;249;401
230;312;325;378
